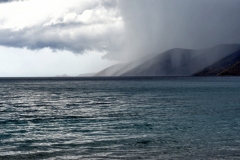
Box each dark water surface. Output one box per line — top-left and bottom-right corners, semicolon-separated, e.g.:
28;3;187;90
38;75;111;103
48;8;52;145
0;77;240;159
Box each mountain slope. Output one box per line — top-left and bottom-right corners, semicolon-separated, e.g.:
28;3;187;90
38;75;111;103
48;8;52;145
94;63;126;77
121;44;240;76
218;61;240;76
121;48;197;76
194;49;240;76
94;53;157;76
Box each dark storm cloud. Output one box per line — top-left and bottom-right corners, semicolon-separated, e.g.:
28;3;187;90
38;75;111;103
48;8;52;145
0;23;121;54
0;0;24;3
1;0;240;60
101;0;117;9
106;0;240;60
0;0;13;2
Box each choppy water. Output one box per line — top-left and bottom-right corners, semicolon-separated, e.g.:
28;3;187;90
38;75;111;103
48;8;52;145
0;77;240;160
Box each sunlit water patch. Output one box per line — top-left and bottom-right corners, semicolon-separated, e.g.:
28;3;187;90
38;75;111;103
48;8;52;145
0;77;240;159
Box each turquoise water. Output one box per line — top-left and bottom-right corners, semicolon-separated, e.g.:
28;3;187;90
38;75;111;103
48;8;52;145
0;77;240;159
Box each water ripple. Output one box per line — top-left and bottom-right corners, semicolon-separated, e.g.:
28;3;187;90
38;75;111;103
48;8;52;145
0;77;240;159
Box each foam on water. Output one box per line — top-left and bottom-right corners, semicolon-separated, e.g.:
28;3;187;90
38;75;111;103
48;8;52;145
0;77;240;159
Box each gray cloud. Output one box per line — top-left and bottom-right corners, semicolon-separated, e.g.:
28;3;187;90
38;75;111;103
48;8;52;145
101;0;117;9
0;24;122;54
0;0;24;3
0;0;123;55
0;0;14;2
109;0;240;60
1;0;240;61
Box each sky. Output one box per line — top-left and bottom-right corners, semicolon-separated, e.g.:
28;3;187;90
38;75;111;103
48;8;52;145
1;0;240;77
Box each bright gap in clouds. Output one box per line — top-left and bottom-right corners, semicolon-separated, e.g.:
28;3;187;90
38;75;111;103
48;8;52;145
0;0;123;55
0;0;122;77
0;46;116;77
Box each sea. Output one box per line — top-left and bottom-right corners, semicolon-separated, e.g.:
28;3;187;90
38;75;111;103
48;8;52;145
0;77;240;160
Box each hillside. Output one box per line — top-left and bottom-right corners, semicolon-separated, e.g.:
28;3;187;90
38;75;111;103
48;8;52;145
218;61;240;76
94;63;126;77
94;44;240;77
194;49;240;76
121;44;240;76
94;53;157;76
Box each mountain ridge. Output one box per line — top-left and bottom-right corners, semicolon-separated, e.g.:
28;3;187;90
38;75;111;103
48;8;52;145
94;44;240;77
